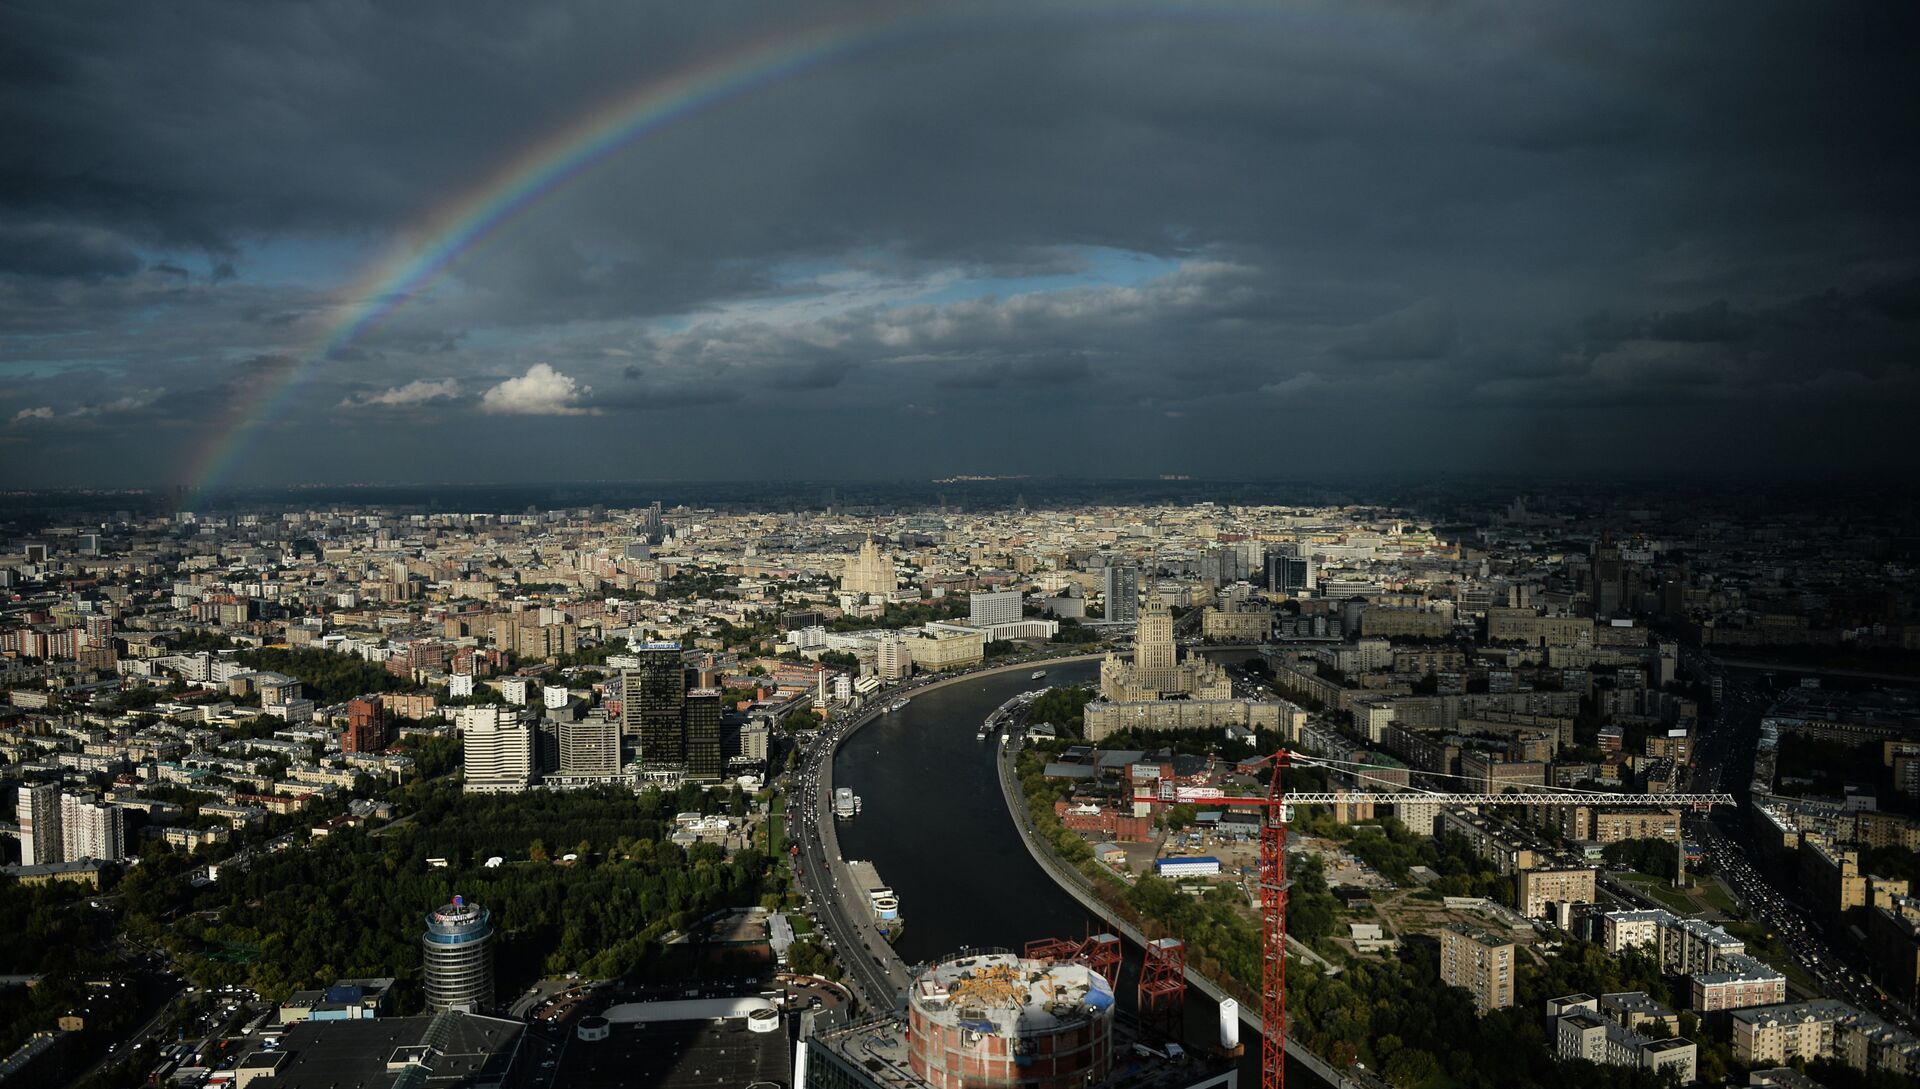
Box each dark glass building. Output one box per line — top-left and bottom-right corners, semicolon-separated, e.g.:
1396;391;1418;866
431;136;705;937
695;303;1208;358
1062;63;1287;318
621;642;685;770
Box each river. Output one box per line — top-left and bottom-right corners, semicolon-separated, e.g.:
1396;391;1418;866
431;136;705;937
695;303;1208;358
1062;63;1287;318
832;658;1329;1088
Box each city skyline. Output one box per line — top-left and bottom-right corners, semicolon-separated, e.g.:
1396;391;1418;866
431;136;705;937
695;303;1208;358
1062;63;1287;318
4;482;1920;1084
4;2;1918;488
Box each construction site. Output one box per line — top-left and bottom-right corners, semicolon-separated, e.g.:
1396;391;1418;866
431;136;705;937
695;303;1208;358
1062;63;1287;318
802;940;1239;1089
1023;741;1738;1089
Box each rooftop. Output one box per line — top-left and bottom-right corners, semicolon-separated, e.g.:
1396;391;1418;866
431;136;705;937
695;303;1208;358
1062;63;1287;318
240;1010;522;1088
813;1012;1233;1089
552;1012;788;1089
908;951;1113;1035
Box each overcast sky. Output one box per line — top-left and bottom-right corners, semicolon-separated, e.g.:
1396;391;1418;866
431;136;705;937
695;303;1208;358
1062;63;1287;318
3;1;1916;488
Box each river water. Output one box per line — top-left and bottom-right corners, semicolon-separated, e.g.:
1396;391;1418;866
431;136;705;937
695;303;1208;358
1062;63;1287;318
833;658;1328;1088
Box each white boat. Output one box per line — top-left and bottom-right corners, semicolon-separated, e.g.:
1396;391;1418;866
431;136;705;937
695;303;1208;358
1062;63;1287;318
1031;670;1047;680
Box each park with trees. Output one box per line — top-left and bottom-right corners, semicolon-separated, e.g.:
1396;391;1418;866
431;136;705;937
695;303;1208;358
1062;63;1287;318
112;783;776;1010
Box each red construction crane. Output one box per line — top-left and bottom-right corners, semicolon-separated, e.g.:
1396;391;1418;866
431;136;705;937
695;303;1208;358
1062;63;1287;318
1139;748;1735;1089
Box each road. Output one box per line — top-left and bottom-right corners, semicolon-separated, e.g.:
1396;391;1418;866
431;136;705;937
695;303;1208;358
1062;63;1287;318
788;701;912;1009
65;978;184;1088
1684;650;1911;1023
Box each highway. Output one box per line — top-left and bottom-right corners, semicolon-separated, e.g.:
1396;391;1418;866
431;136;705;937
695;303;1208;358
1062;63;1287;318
787;700;912;1009
1685;650;1912;1024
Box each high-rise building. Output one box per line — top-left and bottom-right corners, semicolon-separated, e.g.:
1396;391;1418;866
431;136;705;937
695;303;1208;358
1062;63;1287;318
533;718;560;774
422;897;494;1013
1102;565;1139;624
1278;557;1310;594
1439;923;1516;1013
842;538;897;596
1264;543;1310;593
16;783;62;866
683;688;723;780
740;716;772;765
1097;599;1232;703
1135;603;1176;675
875;634;912;681
969;589;1023;627
558;715;621;779
620;642;686;770
457;707;533;794
343;696;386;753
60;794;124;862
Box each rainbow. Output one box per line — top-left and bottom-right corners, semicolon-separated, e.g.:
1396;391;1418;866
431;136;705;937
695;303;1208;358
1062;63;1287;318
187;6;917;495
184;1;1529;495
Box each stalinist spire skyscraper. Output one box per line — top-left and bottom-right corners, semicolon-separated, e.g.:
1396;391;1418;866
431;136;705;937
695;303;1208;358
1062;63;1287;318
841;536;897;596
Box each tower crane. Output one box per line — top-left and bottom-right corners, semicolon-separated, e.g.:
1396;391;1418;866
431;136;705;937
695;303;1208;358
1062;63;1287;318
1141;749;1735;1089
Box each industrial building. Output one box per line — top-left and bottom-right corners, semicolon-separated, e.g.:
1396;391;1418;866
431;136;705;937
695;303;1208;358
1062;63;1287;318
1155;856;1223;878
230;1009;523;1088
551;998;789;1089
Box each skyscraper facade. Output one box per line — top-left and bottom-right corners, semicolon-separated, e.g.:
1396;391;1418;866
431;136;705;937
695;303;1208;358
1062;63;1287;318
683;688;723;780
1264;542;1311;594
60;794;124;862
841;538;897;596
1134;604;1177;676
875;634;912;680
621;642;686;770
422;897;494;1013
16;783;61;866
457;706;533;794
1102;565;1139;623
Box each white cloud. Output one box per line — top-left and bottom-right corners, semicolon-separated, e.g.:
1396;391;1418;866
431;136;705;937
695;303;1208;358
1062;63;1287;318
69;390;163;417
340;378;462;409
479;364;595;416
10;390;162;425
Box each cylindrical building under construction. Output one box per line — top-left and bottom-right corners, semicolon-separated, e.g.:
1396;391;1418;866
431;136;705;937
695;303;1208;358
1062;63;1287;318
906;949;1114;1089
422;896;494;1012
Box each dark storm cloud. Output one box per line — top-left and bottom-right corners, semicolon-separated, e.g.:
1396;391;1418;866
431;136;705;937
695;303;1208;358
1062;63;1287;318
768;359;856;391
934;353;1093;390
2;0;1917;484
596;378;739;412
0;222;142;280
1335;302;1456;363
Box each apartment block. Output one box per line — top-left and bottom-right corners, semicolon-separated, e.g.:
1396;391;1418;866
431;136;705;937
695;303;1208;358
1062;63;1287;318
1439;923;1515;1014
1516;866;1596;919
1691;954;1789;1013
1555;1006;1698;1084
